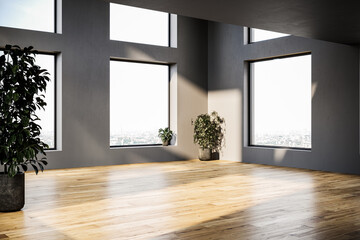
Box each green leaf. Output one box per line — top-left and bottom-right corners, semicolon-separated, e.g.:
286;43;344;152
40;159;48;165
30;164;39;175
21;164;28;172
38;162;44;172
0;45;48;174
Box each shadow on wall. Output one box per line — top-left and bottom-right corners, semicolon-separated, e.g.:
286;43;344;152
111;147;190;164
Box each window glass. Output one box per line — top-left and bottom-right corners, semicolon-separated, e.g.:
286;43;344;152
110;3;169;46
0;51;56;148
0;0;55;32
251;28;289;42
35;54;56;149
250;54;311;149
110;61;169;146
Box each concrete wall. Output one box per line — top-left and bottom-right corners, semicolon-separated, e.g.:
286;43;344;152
0;0;208;169
208;21;360;174
2;0;360;175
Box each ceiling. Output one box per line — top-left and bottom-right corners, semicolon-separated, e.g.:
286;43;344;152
110;0;360;45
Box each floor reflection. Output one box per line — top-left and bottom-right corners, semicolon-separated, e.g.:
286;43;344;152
1;161;360;239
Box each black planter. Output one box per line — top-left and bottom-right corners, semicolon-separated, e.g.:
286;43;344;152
211;151;220;160
0;172;25;212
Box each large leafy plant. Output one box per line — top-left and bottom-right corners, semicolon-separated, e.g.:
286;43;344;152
0;45;48;177
192;111;225;152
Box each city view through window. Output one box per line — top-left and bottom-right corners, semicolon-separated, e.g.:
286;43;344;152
110;61;169;146
250;54;312;149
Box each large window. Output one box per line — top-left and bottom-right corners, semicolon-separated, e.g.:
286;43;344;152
110;3;169;47
110;60;169;147
249;54;311;149
0;0;55;32
250;28;289;43
0;51;56;149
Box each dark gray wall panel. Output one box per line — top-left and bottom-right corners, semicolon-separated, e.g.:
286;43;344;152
208;21;360;174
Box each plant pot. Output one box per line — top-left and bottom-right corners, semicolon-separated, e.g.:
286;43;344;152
162;140;169;146
211;151;220;160
0;172;25;212
199;148;211;161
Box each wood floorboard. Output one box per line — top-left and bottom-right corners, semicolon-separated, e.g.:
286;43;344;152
1;160;360;239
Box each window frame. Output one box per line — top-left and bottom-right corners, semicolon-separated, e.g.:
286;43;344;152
247;52;312;150
54;0;57;33
247;27;252;44
109;3;171;47
109;58;171;148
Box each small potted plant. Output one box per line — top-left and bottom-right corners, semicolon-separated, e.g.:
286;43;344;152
158;127;173;146
0;45;49;212
192;111;225;160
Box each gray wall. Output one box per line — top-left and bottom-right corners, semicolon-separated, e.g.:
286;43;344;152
2;0;360;174
0;0;208;169
208;21;360;174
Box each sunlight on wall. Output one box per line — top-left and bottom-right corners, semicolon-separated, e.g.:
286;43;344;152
124;46;160;62
208;89;242;162
312;82;318;99
171;74;208;159
274;149;288;163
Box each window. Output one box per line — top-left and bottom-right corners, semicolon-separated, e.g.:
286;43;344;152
35;54;56;149
110;60;169;147
0;0;55;32
249;28;289;43
110;3;169;47
0;51;56;149
249;54;311;149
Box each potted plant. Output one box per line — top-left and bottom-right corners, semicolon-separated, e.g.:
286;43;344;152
0;45;49;212
158;127;173;146
192;111;225;160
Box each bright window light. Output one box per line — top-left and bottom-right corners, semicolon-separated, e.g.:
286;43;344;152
35;54;56;149
110;3;169;46
0;0;55;32
110;61;169;146
250;28;289;42
0;51;56;148
250;54;311;149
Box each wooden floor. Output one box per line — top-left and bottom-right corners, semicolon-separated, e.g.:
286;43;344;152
1;160;360;240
